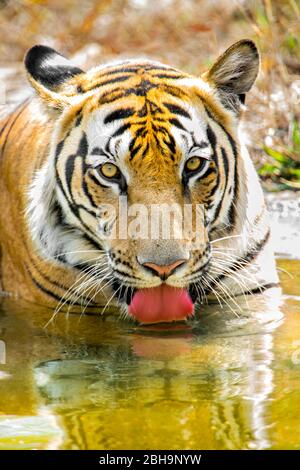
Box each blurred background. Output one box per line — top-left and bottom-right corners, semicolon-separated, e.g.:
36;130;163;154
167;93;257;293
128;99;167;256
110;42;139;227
0;0;300;190
1;2;300;451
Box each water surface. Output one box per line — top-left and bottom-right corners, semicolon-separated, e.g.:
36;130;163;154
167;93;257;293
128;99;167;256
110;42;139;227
0;259;300;450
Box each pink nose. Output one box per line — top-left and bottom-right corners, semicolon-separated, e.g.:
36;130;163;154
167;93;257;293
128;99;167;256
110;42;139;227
143;259;186;280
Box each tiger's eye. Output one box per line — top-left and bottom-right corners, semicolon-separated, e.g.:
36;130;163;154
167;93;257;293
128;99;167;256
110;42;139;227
185;157;202;172
100;163;118;178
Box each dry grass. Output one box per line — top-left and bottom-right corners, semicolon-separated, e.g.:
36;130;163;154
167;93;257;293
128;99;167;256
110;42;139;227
0;0;299;189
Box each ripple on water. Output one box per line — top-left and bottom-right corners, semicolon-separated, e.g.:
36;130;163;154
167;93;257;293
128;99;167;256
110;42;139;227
0;258;299;449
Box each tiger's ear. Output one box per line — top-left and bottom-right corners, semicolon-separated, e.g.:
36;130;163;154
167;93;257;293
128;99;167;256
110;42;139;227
24;45;84;109
203;39;259;113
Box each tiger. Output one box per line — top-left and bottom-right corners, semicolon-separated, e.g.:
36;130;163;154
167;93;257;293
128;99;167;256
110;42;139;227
0;39;279;323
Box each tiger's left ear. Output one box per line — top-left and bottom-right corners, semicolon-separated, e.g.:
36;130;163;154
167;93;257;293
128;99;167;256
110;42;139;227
24;45;84;110
203;39;259;113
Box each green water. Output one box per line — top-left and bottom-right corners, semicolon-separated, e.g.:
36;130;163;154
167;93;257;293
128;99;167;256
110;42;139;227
0;259;300;450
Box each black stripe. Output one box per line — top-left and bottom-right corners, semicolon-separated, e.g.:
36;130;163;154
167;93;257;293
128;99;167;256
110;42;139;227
82;165;98;209
27;257;69;292
205;106;237;154
138;104;147;117
84;74;132;91
55;159;100;239
57;157;99;215
204;106;238;229
78;134;99;209
87;170;110;189
77;203;100;217
77;132;88;157
160;84;188;99
27;268;98;307
221;147;229;186
55;150;76;210
112;122;131;138
100;67;139;76
235;229;270;266
52;199;64;226
205;230;271;295
81;233;104;252
98;66;138;79
200;165;215;180
191;134;209;149
169;117;186;131
144;64;179;72
104;137;112;155
124;80;155;97
164;132;176;154
153;131;162;149
135;127;147;139
91;147;103;155
65;153;76;198
210;146;229;222
205;124;219;200
104;107;135;124
206;122;217;148
163;102;191;119
141;141;150;159
75;113;82;127
99;91;125;105
154;73;185;80
147;99;163;114
27;253;96;304
97;77;186;105
28;269;69;303
129;142;142;161
118;120;147;128
55;139;65;157
225;135;238;229
99;64;178;76
157;124;171;136
242;282;280;295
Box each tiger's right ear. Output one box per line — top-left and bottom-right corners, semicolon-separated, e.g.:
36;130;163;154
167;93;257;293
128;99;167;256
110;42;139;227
24;45;84;109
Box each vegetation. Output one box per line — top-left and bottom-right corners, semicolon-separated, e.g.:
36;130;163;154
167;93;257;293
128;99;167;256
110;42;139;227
260;119;300;189
0;0;299;190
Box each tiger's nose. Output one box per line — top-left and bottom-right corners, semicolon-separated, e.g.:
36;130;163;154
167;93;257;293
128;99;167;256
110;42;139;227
142;259;186;280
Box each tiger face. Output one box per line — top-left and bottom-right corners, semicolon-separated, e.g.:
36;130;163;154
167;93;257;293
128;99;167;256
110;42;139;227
25;40;261;323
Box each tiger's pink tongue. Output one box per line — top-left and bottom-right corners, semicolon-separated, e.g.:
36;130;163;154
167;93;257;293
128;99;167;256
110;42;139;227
128;284;194;323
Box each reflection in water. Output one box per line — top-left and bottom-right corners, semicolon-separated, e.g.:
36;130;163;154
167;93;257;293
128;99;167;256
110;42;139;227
34;331;276;450
211;333;274;450
0;262;300;449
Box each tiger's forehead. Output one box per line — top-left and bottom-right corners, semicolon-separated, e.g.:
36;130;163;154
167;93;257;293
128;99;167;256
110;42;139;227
77;61;213;173
86;93;208;172
76;58;207;94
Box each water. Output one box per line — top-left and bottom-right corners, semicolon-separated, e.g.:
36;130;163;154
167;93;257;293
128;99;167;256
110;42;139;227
0;259;300;450
1;53;300;451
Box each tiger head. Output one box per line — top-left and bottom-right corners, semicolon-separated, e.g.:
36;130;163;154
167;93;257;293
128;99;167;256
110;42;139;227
25;40;259;323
